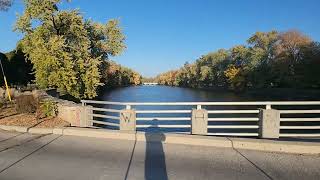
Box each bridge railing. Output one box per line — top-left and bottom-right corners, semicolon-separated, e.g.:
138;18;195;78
81;100;320;138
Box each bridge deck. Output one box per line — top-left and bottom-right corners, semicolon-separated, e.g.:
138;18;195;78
0;129;319;180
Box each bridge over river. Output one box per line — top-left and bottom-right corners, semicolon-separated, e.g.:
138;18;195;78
2;85;319;180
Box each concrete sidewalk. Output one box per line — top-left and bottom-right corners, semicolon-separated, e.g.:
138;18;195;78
0;130;319;180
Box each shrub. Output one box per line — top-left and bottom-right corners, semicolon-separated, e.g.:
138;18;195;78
0;99;4;109
15;95;38;113
40;99;57;118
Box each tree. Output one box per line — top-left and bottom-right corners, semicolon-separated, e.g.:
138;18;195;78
0;0;12;11
224;65;247;91
15;0;125;99
0;45;34;86
276;30;312;63
155;30;320;91
274;30;313;87
101;60;141;88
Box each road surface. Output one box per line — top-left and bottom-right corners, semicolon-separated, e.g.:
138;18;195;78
0;129;319;180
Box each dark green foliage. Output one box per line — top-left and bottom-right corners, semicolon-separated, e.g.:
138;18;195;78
0;47;34;86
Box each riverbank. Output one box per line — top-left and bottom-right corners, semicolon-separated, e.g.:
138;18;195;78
244;88;320;101
156;85;320;101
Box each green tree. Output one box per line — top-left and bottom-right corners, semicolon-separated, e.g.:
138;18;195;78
15;0;125;99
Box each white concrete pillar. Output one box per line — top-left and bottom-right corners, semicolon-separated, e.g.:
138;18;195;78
120;109;136;131
80;106;93;127
258;109;280;139
191;109;208;135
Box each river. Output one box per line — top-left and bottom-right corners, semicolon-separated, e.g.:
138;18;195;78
101;85;249;102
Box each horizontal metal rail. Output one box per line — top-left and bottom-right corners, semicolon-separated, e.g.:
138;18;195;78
136;124;191;128
280;134;320;137
136;117;191;121
82;100;320;106
280;110;320;114
208;118;259;121
207;125;259;129
280;126;320;129
207;133;259;136
89;120;119;127
89;107;122;113
89;113;120;120
208;110;259;114
136;110;192;113
280;118;320;122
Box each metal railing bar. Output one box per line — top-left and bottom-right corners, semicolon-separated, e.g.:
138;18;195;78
208;118;259;121
207;133;259;136
280;126;320;129
89;120;119;126
208;110;259;114
81;100;320;106
136;117;191;121
207;125;259;129
89;107;122;113
89;113;120;120
279;110;320;114
280;134;320;137
136;124;191;128
81;100;126;105
136;110;192;113
280;118;320;122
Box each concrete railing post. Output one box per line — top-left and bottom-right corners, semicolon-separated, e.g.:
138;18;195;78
80;105;93;127
258;109;280;139
191;108;208;135
120;109;136;132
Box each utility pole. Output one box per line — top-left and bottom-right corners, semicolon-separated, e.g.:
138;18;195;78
0;57;11;101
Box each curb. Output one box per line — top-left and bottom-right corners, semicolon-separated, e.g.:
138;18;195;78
0;125;28;133
0;125;319;155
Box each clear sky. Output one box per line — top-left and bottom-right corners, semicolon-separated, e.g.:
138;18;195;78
1;0;320;77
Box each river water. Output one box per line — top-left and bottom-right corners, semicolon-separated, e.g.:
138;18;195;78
101;85;250;102
100;85;320;102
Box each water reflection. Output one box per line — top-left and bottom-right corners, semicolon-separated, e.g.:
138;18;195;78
100;86;246;102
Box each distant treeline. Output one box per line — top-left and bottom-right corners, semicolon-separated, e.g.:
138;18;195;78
102;60;141;87
0;46;141;91
155;30;320;92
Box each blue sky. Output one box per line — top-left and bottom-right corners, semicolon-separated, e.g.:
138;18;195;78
1;0;320;77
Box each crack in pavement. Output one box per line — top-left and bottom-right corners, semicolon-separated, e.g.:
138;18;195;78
0;132;26;143
0;133;51;153
0;134;62;174
124;132;137;180
226;137;274;180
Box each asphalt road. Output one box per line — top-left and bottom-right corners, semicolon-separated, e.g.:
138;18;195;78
0;130;319;180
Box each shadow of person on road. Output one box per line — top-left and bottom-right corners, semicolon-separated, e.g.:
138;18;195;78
144;119;168;180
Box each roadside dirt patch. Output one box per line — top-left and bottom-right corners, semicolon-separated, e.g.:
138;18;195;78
0;106;18;119
0;107;70;128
